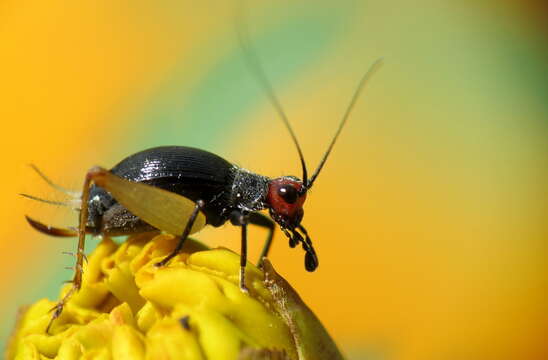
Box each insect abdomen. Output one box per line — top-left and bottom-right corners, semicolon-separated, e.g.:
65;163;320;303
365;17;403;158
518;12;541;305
88;146;235;233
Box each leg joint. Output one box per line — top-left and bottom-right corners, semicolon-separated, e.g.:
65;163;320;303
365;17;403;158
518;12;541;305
229;210;249;226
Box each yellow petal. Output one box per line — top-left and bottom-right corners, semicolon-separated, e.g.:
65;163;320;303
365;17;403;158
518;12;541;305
80;347;110;360
145;319;204;360
71;315;112;350
56;338;82;360
13;340;40;360
178;307;245;360
137;265;224;309
9;233;343;360
109;302;135;327
18;334;61;359
104;261;145;314
111;324;145;360
135;302;161;333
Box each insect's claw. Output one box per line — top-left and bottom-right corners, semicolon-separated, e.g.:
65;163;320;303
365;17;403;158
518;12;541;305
154;259;167;268
155;252;177;268
45;320;54;334
179;315;191;330
45;303;63;334
240;283;249;294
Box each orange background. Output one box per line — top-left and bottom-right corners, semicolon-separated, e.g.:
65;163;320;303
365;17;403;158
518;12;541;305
1;1;547;359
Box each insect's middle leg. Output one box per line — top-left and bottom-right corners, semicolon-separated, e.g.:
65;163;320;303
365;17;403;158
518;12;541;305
155;199;205;267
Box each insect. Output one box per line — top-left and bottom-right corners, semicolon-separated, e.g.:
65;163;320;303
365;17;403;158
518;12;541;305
23;24;383;332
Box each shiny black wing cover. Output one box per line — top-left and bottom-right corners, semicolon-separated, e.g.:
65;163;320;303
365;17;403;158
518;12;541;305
90;146;235;231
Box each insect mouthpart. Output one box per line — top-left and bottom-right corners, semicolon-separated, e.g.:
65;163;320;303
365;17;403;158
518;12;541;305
278;223;318;272
268;207;304;231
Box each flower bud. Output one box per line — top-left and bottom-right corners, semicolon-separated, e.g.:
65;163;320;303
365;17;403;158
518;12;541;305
6;233;344;360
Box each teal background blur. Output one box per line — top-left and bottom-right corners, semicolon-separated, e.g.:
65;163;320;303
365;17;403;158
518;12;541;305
1;1;547;359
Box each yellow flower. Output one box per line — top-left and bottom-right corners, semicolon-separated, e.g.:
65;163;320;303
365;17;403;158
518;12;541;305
6;233;344;360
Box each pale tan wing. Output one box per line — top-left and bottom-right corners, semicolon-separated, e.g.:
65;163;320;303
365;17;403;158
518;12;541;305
91;167;206;235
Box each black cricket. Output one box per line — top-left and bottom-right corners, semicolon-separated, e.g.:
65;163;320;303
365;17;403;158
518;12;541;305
23;28;383;332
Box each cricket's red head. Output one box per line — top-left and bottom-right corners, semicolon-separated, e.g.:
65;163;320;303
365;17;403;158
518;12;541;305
266;176;307;229
266;176;317;271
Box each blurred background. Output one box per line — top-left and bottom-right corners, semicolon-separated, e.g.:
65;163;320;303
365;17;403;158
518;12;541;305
1;0;547;359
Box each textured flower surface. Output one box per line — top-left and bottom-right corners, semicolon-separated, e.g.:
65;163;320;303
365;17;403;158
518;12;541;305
6;233;344;360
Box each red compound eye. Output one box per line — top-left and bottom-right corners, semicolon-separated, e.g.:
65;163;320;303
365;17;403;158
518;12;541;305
277;185;298;204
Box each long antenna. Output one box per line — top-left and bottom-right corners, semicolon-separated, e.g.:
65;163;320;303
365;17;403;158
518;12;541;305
306;57;384;189
235;5;308;185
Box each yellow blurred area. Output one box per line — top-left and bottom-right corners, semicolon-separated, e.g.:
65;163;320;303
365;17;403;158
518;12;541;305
0;0;233;350
0;0;229;292
1;1;547;359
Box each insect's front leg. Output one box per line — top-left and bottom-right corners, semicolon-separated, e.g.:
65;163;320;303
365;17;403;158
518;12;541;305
230;210;250;293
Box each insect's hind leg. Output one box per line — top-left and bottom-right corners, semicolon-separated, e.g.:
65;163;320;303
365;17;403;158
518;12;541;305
44;166;208;331
247;212;275;267
46;167;97;333
155;199;205;267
